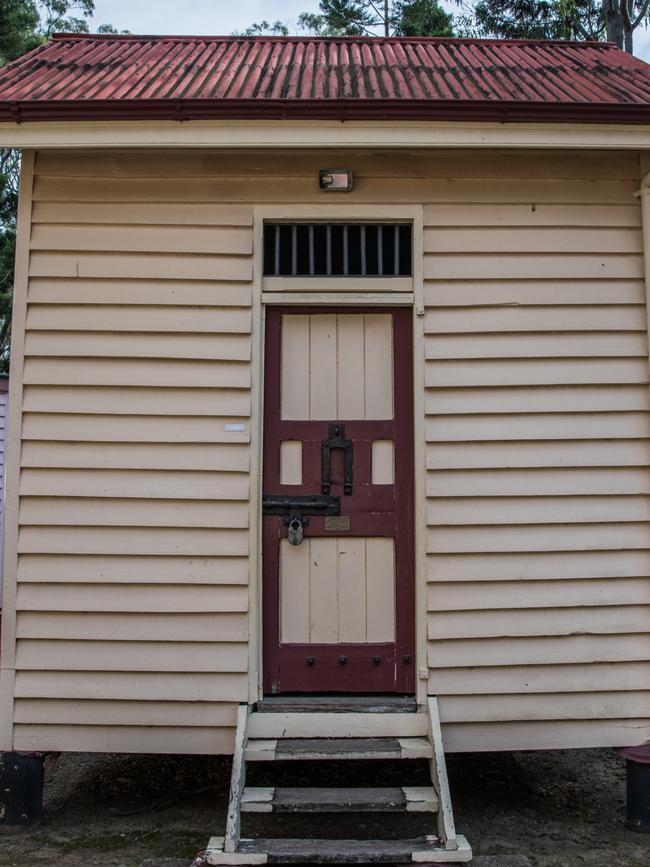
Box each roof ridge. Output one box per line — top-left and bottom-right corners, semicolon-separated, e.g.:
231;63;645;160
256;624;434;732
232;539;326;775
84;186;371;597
48;32;617;49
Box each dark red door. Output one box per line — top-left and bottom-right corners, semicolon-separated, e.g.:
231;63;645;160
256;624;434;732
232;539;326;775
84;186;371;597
262;307;414;694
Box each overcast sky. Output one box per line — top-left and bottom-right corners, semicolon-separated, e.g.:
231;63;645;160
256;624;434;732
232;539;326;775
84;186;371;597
91;1;321;36
90;0;650;61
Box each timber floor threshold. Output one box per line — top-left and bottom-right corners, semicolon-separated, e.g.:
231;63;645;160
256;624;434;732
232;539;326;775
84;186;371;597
255;696;418;714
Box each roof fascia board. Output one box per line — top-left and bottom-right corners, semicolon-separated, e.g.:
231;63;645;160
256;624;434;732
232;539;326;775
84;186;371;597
3;99;650;126
1;120;650;150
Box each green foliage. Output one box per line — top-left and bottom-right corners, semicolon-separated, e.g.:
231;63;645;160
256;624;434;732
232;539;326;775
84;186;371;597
393;0;454;35
0;1;42;65
469;0;599;40
301;1;376;35
298;0;454;36
96;23;130;35
39;0;94;36
240;20;290;36
463;0;650;52
0;150;19;372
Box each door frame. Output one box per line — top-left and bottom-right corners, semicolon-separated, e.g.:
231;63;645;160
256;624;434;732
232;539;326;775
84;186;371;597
248;204;428;705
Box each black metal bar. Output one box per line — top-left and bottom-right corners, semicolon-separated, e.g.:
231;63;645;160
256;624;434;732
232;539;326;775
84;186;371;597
274;224;280;276
377;224;383;275
308;225;315;276
262;494;341;516
265;222;413;278
322;423;353;496
326;225;332;276
394;224;400;276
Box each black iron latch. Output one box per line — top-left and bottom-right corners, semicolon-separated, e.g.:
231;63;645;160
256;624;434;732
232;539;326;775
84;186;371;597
262;494;341;546
322;423;353;496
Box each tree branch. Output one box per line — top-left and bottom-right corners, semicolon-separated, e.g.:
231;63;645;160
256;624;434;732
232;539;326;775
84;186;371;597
567;13;592;39
366;1;385;23
632;0;650;29
621;0;633;28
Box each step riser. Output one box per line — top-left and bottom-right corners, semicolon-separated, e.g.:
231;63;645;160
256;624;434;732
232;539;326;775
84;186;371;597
248;712;428;740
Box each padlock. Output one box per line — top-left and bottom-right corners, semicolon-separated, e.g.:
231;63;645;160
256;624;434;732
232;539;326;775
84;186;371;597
287;515;304;546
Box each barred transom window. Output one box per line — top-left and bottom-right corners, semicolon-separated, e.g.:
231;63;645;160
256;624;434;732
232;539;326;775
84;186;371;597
263;223;412;278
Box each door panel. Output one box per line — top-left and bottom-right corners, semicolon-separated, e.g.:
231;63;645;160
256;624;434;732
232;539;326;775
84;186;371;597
263;307;414;694
280;313;394;420
280;536;396;644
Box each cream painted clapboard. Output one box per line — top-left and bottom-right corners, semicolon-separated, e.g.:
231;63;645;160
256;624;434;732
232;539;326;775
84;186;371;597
0;381;7;596
11;151;255;754
5;147;650;754
422;152;650;750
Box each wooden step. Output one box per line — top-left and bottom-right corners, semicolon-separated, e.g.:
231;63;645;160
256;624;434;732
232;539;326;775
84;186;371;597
205;834;473;864
248;710;428;740
241;786;439;813
245;736;432;762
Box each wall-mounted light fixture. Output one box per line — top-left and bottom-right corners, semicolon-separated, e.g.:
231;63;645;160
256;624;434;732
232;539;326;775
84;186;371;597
319;169;354;192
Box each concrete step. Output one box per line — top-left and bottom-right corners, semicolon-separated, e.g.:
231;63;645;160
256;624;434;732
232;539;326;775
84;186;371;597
240;785;439;813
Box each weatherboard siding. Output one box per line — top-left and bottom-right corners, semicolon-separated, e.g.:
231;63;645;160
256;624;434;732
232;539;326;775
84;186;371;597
421;152;650;751
0;380;8;596
3;147;650;753
11;150;253;754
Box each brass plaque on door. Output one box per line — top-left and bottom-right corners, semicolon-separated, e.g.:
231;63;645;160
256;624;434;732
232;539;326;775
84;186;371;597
325;516;351;532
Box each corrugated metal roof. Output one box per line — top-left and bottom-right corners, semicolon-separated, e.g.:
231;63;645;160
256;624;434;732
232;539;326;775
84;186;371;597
1;34;650;123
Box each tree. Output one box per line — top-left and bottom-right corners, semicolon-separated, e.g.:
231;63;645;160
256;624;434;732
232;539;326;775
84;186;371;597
0;1;41;65
96;23;131;34
393;0;454;36
0;150;19;370
38;0;95;36
602;0;650;52
299;1;377;36
465;0;649;53
238;20;290;36
298;0;454;36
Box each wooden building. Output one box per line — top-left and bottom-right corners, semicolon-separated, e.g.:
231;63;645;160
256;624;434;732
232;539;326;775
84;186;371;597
1;32;650;862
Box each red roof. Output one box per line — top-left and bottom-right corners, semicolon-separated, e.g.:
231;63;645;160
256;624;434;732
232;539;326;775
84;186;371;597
1;33;650;124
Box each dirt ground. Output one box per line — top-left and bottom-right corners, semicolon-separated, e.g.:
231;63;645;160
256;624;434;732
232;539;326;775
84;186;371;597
0;747;649;867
